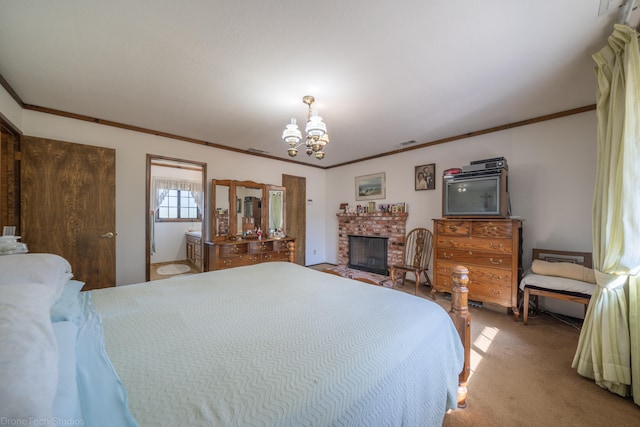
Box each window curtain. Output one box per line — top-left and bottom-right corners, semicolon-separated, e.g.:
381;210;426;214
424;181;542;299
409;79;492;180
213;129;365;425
571;24;640;405
149;176;203;254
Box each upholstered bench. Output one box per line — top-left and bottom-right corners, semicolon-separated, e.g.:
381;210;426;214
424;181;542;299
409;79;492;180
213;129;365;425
519;249;596;325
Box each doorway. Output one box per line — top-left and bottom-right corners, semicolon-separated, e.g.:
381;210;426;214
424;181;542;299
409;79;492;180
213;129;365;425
145;155;207;281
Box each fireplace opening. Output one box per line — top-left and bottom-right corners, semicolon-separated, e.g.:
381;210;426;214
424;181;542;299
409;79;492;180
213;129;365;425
348;235;388;275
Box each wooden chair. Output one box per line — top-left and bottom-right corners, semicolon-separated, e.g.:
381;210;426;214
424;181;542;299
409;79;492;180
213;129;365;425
389;227;434;299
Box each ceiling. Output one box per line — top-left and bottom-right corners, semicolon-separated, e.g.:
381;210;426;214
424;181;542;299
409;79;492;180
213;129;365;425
1;1;638;168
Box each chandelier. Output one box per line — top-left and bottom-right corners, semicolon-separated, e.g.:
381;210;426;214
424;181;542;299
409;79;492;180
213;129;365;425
282;95;329;159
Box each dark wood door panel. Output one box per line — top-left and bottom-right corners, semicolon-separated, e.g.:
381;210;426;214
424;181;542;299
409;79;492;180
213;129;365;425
21;137;115;289
282;174;305;266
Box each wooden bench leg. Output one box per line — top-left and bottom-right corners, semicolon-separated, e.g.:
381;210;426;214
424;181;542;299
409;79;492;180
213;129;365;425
523;287;530;325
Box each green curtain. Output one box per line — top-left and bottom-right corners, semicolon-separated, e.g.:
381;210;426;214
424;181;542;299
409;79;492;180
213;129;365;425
572;24;640;404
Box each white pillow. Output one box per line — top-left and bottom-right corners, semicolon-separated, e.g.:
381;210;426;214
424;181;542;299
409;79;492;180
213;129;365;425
0;253;72;303
0;283;59;420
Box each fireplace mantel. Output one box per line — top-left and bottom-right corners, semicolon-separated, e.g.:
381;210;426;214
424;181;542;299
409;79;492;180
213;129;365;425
336;212;408;271
336;212;409;219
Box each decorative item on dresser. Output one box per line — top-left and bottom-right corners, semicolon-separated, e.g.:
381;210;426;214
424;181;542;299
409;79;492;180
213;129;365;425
432;218;523;319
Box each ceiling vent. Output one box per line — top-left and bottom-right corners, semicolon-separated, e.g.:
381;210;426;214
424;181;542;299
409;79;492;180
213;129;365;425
247;148;269;154
398;140;418;147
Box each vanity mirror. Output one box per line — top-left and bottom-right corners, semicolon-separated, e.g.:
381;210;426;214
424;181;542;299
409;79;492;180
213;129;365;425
212;179;231;241
233;180;265;236
266;185;286;238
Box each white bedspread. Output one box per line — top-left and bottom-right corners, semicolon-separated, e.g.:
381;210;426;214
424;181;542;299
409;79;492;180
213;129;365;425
89;262;463;427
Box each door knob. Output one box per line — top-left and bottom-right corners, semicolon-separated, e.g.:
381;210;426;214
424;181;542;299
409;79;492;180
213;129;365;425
100;232;116;238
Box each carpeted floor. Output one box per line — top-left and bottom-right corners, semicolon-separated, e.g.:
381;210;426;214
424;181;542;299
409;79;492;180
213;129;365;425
309;264;640;426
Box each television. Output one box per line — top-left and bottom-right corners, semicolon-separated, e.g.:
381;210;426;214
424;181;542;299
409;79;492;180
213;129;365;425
442;169;510;218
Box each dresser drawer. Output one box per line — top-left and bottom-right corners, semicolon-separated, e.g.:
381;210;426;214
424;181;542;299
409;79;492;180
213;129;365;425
262;251;290;262
249;240;274;253
435;220;470;236
436;248;513;269
219;243;248;257
471;221;513;238
467;282;512;305
217;253;260;269
273;239;292;251
436;236;513;253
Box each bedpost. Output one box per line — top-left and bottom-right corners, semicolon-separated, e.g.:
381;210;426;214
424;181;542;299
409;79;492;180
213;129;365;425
287;240;296;263
449;265;471;408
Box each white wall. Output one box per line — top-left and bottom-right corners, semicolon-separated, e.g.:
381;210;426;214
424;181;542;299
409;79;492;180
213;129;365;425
325;111;597;318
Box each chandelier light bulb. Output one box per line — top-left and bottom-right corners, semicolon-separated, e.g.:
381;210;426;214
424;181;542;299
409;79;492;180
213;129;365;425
305;111;326;137
282;118;302;145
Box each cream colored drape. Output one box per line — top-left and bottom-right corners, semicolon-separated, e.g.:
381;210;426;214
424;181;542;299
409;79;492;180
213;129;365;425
572;24;640;404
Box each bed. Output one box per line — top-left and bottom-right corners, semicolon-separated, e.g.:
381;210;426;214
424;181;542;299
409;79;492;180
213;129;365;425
519;248;596;324
0;253;468;427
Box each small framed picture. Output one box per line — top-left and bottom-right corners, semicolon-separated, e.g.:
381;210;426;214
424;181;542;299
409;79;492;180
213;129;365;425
415;163;435;191
355;172;386;201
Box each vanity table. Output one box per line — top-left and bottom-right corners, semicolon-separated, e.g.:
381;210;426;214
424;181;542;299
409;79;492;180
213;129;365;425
204;179;295;271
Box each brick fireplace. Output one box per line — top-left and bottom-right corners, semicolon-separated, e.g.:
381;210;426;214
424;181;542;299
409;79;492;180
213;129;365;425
337;212;408;274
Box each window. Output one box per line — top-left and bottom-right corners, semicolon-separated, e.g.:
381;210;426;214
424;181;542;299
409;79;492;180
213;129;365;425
156;189;200;221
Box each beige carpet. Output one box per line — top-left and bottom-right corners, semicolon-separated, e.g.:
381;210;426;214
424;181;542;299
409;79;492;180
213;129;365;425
309;264;640;426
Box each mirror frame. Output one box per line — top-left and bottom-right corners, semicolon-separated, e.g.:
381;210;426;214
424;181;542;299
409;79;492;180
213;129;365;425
211;179;293;241
232;180;265;237
211;179;232;242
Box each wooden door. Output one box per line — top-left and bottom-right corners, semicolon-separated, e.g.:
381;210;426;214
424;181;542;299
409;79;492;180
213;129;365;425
21;137;116;289
282;174;306;265
1;122;21;232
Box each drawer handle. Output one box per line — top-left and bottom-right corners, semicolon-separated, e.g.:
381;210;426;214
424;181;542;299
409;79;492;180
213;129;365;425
483;226;498;232
233;247;240;254
489;273;505;280
489;242;503;249
447;225;457;232
489;258;503;265
223;259;232;266
443;252;453;259
490;288;502;295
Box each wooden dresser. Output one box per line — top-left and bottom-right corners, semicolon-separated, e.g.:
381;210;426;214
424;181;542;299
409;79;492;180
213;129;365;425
432;218;522;319
204;237;296;271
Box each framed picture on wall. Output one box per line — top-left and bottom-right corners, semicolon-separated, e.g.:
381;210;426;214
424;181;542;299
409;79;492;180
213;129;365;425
415;163;435;191
355;172;386;201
